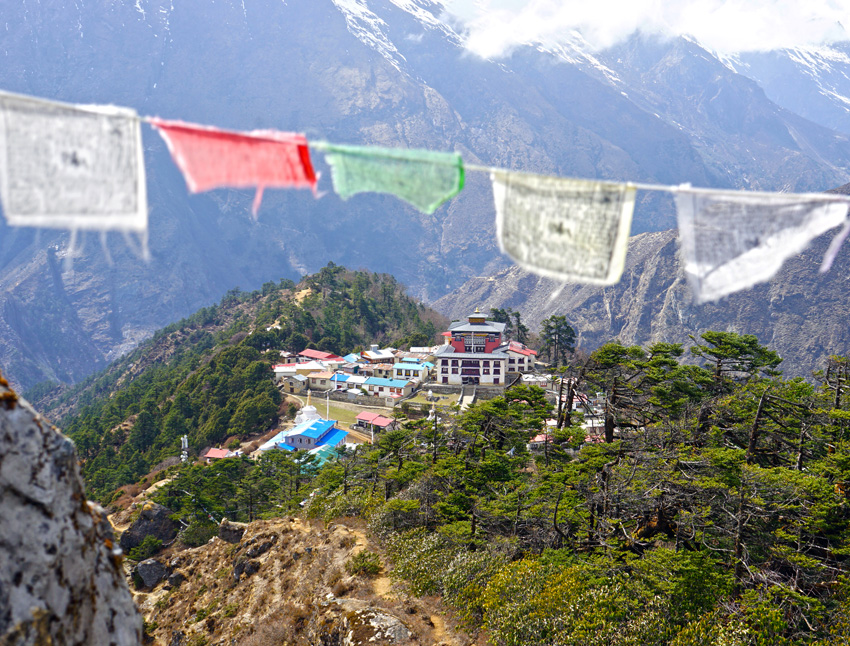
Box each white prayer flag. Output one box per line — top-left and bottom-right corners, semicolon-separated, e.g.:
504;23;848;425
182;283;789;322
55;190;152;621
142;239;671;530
492;171;636;284
0;91;146;231
675;187;849;303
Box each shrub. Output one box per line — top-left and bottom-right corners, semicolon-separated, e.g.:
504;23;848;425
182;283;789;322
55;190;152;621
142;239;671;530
345;550;382;577
128;535;162;561
182;522;217;547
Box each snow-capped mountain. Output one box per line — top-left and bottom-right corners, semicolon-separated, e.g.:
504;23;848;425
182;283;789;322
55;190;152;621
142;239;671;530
2;0;850;388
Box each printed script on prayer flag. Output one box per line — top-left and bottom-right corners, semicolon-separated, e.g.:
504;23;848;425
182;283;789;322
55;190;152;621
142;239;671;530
492;172;636;285
315;143;464;214
0;92;147;232
675;188;849;303
150;118;316;215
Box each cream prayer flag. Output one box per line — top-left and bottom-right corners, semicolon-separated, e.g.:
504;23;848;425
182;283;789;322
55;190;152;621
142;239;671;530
675;187;849;302
492;171;636;284
0;91;146;231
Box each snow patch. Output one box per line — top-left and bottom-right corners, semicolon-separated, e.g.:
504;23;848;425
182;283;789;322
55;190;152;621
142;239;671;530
331;0;406;71
536;33;622;86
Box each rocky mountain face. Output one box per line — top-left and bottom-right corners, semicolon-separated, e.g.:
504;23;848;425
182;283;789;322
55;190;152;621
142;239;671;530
2;0;850;389
0;376;142;645
435;210;850;379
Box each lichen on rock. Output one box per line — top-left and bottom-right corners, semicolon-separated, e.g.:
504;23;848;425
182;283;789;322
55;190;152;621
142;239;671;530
0;375;142;645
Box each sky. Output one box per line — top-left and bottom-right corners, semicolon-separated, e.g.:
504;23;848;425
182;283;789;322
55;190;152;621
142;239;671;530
440;0;850;57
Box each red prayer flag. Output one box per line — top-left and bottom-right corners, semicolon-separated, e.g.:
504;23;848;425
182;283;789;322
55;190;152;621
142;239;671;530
149;118;317;216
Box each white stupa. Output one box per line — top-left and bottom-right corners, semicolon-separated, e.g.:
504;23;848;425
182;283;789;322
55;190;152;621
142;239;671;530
294;390;321;425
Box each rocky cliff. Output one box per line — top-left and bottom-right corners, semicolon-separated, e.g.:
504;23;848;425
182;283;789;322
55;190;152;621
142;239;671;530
0;374;142;645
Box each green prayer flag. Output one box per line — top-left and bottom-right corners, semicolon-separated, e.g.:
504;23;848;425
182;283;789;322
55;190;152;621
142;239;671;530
315;143;464;214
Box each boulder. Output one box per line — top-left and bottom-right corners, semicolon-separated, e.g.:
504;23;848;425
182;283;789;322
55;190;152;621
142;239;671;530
119;501;178;552
233;558;261;581
166;571;187;588
218;518;247;543
134;558;168;589
0;378;142;645
311;599;411;646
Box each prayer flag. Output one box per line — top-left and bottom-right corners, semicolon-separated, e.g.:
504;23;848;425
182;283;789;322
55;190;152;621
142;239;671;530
491;171;636;284
675;187;849;302
150;118;316;216
0;91;146;232
314;142;464;214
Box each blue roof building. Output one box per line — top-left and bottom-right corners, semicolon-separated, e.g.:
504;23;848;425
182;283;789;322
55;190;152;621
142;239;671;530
258;417;348;453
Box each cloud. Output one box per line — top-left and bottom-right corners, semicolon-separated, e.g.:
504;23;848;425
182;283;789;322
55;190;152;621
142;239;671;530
441;0;850;57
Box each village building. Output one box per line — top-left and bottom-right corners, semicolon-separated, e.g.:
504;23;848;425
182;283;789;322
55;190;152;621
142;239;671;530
373;363;395;379
345;374;368;394
498;340;538;374
363;377;414;397
258;417;348;453
307;371;334;391
340;361;361;375
330;373;350;390
298;348;344;363
434;308;509;386
362;345;396;364
392;361;430;382
200;447;233;463
280;373;308;394
355;410;397;434
272;360;328;381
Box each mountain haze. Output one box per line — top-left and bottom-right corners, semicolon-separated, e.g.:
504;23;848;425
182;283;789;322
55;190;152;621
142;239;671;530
2;0;850;388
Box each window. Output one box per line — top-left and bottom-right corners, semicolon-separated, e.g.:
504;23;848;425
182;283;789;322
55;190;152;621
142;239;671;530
494;367;501;374
509;358;515;364
483;369;490;375
452;368;458;374
483;360;490;367
442;377;448;384
494;378;500;385
441;367;448;374
451;360;458;366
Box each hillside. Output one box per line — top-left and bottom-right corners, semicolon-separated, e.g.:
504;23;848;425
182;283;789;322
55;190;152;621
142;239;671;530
129;515;468;646
104;340;850;645
33;265;446;501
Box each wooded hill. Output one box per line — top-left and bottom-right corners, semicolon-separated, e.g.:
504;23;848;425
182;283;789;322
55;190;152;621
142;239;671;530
36;264;445;502
139;332;850;645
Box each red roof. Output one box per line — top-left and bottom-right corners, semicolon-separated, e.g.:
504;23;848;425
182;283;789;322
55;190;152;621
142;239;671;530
355;411;395;427
202;447;231;459
509;341;537;357
441;331;452;337
299;348;343;361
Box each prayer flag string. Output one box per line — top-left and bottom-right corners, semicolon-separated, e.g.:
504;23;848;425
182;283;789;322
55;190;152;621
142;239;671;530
1;89;849;303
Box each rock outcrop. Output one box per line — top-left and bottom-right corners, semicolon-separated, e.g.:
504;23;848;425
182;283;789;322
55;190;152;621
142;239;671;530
134;558;169;590
218;518;248;544
0;374;142;645
119;501;179;553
